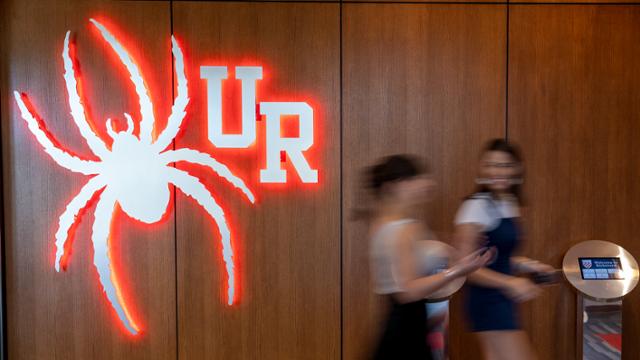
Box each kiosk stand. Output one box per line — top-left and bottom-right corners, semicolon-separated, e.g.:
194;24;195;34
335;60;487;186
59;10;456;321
563;240;639;360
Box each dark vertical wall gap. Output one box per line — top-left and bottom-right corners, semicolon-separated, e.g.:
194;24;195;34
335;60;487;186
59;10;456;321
0;1;8;358
0;106;5;360
169;1;179;360
0;5;7;360
505;4;510;141
339;1;344;359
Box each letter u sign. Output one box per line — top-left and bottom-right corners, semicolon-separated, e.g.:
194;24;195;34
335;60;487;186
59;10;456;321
201;65;318;184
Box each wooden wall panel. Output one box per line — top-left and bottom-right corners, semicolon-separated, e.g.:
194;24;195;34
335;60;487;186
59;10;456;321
3;1;640;360
342;5;506;359
347;0;502;4
172;2;341;359
509;7;640;359
513;0;640;5
1;1;176;359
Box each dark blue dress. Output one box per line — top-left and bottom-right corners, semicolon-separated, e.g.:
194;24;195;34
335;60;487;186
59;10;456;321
465;196;521;332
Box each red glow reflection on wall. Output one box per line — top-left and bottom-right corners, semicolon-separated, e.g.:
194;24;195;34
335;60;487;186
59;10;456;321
13;16;321;336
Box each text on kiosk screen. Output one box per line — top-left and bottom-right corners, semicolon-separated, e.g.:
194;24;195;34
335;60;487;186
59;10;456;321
579;257;625;280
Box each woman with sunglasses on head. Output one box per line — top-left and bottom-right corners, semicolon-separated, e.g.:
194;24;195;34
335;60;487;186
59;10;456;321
366;154;495;360
454;139;556;360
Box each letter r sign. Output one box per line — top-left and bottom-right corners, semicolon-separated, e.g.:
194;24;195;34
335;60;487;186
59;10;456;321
200;66;318;184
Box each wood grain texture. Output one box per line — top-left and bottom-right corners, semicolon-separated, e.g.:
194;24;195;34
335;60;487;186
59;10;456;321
1;1;176;359
512;0;640;5
172;2;341;359
508;6;640;359
342;4;506;359
173;0;340;2
4;2;640;360
346;0;502;3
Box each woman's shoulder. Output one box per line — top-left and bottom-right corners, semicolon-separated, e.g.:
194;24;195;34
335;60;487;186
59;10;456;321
459;192;492;210
371;218;418;239
392;219;422;238
455;193;493;226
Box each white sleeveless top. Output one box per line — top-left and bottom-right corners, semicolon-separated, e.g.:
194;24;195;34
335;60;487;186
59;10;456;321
370;219;425;295
454;193;519;232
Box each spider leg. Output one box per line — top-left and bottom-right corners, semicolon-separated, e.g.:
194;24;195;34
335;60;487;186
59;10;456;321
55;175;106;271
153;36;189;152
62;31;110;159
166;167;236;305
105;118;118;140
92;188;140;335
160;148;255;203
89;19;155;144
13;91;101;175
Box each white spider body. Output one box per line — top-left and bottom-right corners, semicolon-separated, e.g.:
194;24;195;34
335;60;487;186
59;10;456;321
13;18;255;335
103;127;172;224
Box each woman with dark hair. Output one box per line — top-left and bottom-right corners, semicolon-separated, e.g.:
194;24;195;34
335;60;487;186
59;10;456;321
367;154;494;360
454;139;555;360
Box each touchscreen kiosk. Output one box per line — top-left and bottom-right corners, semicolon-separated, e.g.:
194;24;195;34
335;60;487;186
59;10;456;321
579;257;625;280
563;240;639;360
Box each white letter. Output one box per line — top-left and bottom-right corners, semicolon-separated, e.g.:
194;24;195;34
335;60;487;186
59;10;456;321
259;102;318;183
200;66;262;148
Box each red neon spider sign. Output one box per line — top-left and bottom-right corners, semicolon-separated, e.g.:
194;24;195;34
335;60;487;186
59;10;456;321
13;18;318;335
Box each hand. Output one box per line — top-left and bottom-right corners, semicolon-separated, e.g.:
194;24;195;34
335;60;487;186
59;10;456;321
447;247;496;278
477;234;490;249
502;277;541;303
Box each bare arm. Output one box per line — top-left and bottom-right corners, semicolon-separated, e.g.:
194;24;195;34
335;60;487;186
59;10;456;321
511;256;555;274
392;223;492;304
455;223;514;289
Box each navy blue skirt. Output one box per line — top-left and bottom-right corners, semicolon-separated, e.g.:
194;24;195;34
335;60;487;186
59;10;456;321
465;286;520;332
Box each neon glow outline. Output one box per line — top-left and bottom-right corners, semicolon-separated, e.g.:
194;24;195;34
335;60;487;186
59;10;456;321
13;19;255;335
